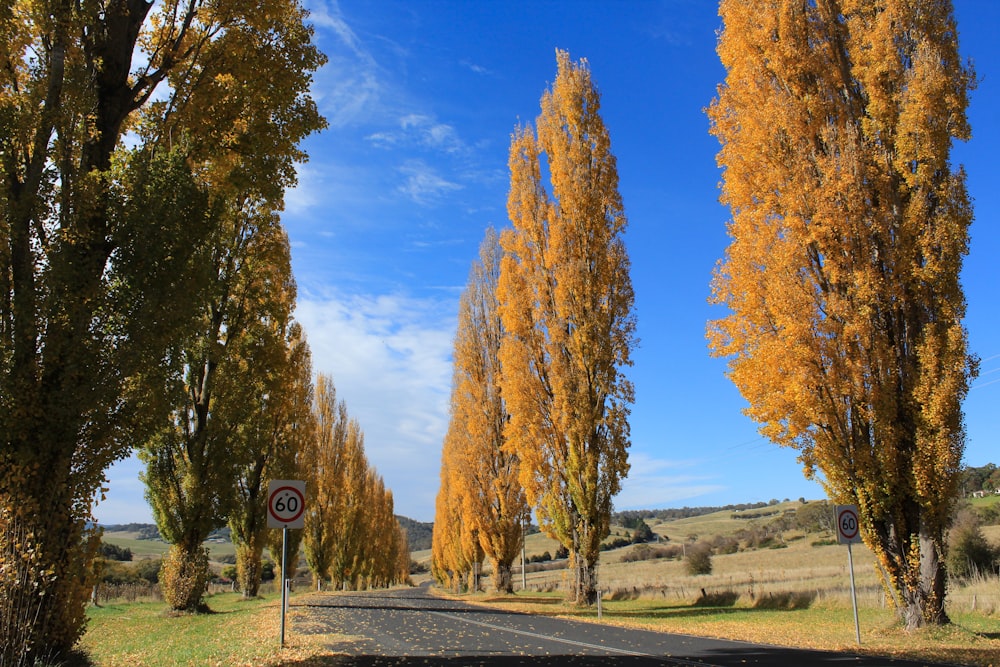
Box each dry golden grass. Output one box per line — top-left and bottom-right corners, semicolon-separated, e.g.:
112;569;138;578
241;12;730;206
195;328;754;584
453;503;1000;665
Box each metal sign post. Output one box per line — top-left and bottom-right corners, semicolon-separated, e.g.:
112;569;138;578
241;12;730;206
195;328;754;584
268;480;306;648
835;504;863;645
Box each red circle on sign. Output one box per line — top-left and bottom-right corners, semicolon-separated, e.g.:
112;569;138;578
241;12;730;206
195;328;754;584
269;486;305;525
838;507;859;540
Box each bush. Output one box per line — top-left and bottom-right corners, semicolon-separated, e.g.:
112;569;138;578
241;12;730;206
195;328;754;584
948;510;999;579
600;536;632;551
132;558;162;584
620;544;683;563
794;501;834;534
161;545;211;611
99;542;133;561
631;520;655;544
685;543;713;575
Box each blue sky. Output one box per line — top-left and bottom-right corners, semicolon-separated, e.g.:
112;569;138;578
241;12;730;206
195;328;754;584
96;0;1000;525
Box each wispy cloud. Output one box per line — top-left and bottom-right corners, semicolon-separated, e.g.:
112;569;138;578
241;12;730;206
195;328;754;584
294;288;456;520
397;160;463;204
613;452;725;511
368;114;466;155
460;60;492;76
307;0;383;127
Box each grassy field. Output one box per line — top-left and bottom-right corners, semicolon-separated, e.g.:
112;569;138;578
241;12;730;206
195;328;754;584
101;530;236;562
79;591;338;666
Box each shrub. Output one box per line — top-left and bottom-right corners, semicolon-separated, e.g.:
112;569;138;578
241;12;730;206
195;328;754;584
794;500;834;534
620;544;683;563
601;536;632;551
132;557;162;584
685;543;713;575
631;520;655;544
948;509;999;579
99;542;133;561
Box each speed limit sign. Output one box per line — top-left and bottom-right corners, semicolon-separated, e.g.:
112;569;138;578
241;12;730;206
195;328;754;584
835;504;862;544
267;480;306;529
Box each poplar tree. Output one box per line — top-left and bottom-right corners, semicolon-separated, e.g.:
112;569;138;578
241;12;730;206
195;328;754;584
431;438;483;593
0;0;323;656
447;228;527;593
498;50;636;605
141;207;297;611
229;322;314;598
302;375;346;590
707;0;975;628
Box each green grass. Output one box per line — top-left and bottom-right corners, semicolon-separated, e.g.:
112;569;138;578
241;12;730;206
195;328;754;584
967;494;1000;509
101;530;236;562
80;591;335;666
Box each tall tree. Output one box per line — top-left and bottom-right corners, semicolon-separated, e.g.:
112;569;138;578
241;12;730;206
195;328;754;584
1;0;322;657
498;50;636;605
329;417;369;589
229;322;314;598
449;228;527;593
302;375;346;590
707;0;975;629
431;437;483;592
142;205;298;611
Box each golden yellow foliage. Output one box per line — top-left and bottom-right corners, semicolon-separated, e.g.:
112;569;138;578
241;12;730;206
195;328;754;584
498;50;636;605
301;374;407;591
436;228;528;594
707;0;975;629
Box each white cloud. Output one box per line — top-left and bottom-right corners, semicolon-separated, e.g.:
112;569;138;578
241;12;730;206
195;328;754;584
294;289;456;521
397;160;463;204
307;0;383;127
367;114;466;156
613;451;725;511
460;60;492;76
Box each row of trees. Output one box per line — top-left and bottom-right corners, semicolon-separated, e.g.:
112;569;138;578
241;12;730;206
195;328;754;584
433;51;637;605
302;375;411;591
0;1;404;662
0;0;326;661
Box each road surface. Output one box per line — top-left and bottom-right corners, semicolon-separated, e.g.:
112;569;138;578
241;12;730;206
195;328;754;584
290;584;953;666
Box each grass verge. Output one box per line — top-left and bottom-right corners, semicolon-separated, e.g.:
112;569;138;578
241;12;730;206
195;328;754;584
79;591;342;666
445;589;1000;667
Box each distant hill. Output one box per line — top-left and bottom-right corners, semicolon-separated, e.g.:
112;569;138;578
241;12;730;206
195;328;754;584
100;523;162;540
612;500;786;527
101;518;434;553
100;523;232;542
396;515;433;552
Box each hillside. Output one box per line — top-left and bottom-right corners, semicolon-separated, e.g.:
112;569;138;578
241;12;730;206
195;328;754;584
396;515;433;552
100;517;434;556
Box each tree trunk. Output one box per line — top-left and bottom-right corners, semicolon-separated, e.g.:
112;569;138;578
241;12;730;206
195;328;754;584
900;526;949;629
571;549;598;605
0;475;97;664
236;541;264;599
492;559;514;594
161;543;211;611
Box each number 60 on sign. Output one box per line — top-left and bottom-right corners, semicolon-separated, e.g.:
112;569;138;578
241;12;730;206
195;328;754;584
267;480;306;529
835;504;862;545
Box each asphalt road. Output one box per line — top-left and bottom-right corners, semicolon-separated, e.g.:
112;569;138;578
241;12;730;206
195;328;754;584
290;584;954;667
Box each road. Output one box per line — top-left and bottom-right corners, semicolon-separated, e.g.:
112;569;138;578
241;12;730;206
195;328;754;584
290;584;952;667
